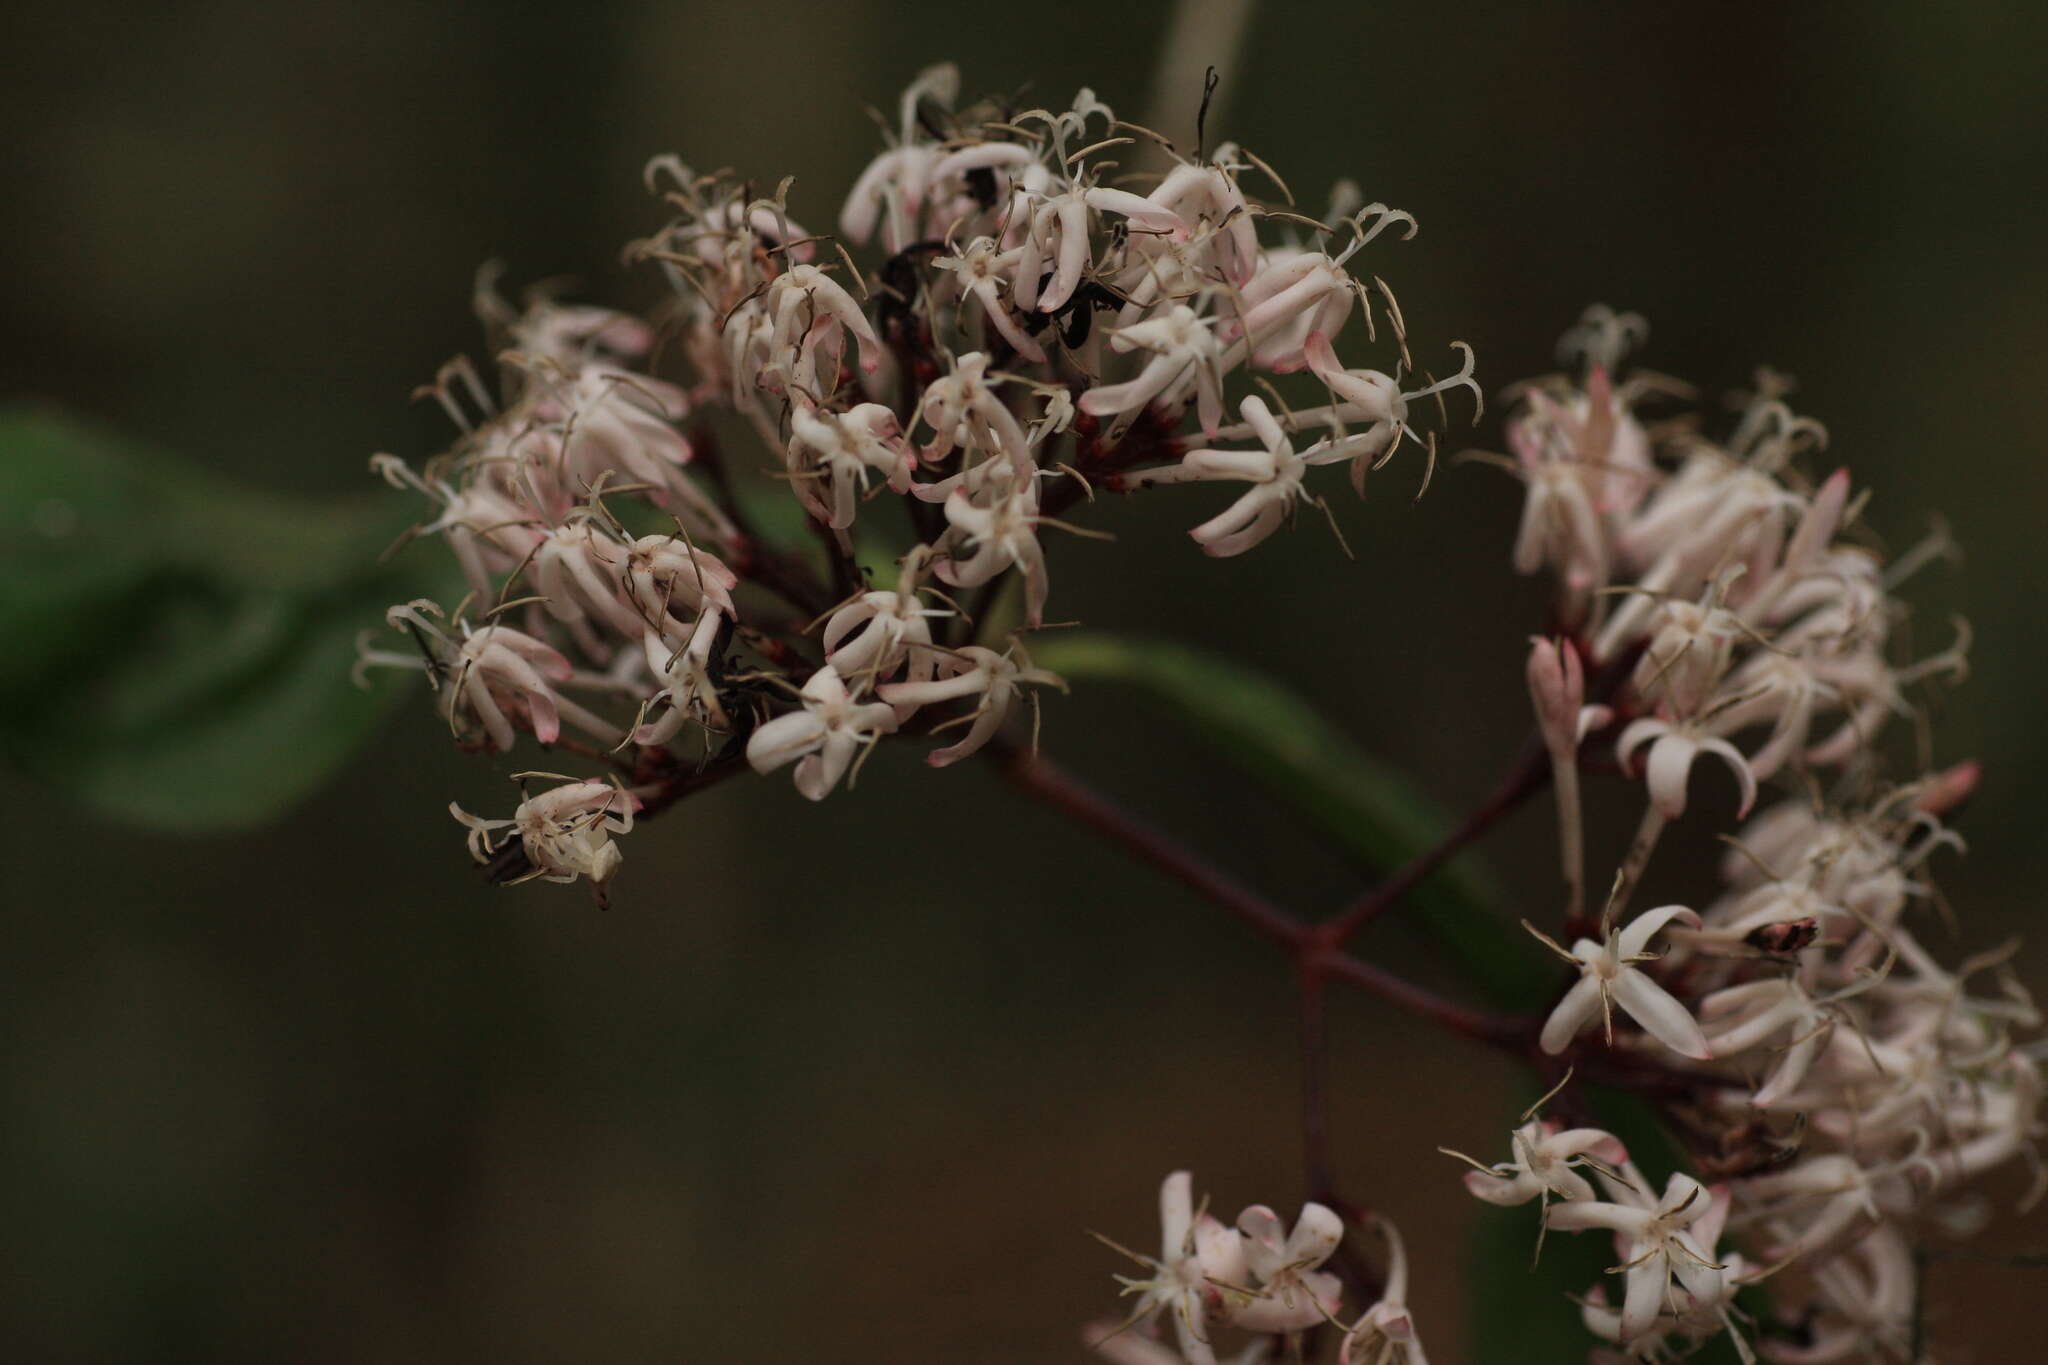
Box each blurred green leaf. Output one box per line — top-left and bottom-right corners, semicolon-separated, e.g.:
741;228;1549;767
1030;631;1548;1009
0;406;449;830
1466;1195;1611;1363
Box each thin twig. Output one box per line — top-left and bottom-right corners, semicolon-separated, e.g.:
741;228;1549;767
998;746;1302;950
1322;735;1551;944
994;744;1530;1048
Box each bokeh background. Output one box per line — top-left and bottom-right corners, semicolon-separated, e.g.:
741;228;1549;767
4;1;2045;1360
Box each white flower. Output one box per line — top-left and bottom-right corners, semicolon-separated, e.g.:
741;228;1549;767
934;472;1051;628
450;778;637;889
1118;395;1319;558
1544;1173;1727;1345
915;350;1034;469
877;641;1064;766
1111;1172;1251;1365
1699;976;1837;1109
788;401;916;529
1531;906;1714;1059
632;618;727;746
1081;305;1229;438
821;592;946;691
932;235;1046;363
1453;1119;1629;1206
1616;716;1758;820
744;666;899;801
1299;333;1481;494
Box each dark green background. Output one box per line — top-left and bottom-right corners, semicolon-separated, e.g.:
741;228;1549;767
4;2;2043;1359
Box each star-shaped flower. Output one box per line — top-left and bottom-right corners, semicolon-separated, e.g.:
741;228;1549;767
1529;906;1714;1060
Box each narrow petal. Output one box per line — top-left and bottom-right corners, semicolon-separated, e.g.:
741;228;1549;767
1159;1172;1193;1259
1610;970;1713;1060
1645;732;1701;818
1617;904;1701;959
1540;973;1605;1054
1618;1255;1667;1343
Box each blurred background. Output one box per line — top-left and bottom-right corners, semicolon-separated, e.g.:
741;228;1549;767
4;1;2045;1360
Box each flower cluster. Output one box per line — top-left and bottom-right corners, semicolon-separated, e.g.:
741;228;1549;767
361;65;1470;890
1444;312;2042;1361
1088;1172;1425;1365
352;62;2041;1365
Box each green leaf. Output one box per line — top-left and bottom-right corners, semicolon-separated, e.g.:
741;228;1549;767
1466;1195;1612;1363
1029;631;1546;1008
0;406;451;831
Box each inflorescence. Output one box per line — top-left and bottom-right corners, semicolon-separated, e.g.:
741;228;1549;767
359;65;2040;1364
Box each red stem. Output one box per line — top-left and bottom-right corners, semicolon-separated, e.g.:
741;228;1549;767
1321;734;1552;946
1000;747;1302;951
995;746;1528;1049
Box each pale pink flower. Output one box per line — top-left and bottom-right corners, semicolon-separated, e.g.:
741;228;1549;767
915;351;1034;469
1219;205;1412;371
1699;975;1841;1109
821;570;950;690
1010;180;1092;313
1230;1202;1344;1332
837;63;958;251
360;601;606;753
450;778;637;888
1632;588;1741;716
1299;333;1481;493
788;401;916;529
1760;1226;1915;1364
529;364;701;511
622;533;739;640
1526;635;1605;760
531;516;645;653
1145;160;1259;287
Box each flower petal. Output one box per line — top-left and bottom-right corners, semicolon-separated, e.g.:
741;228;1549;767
1611;969;1713;1060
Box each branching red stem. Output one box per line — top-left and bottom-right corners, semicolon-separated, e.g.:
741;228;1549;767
1321;734;1552;945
